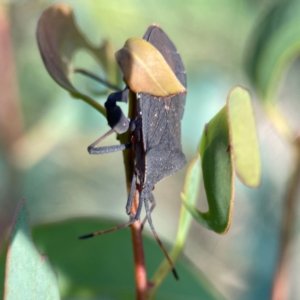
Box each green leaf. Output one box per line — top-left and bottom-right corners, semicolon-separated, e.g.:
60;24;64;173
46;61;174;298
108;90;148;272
178;153;202;245
37;3;118;116
183;86;261;234
0;218;226;300
245;0;300;104
227;86;261;188
4;199;60;299
185;107;234;234
150;154;225;299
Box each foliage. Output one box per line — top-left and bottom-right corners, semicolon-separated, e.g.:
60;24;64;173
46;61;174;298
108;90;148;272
0;206;223;300
4;200;60;300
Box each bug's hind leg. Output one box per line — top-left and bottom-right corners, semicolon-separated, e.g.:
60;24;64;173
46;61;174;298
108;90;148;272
143;196;179;280
140;192;156;230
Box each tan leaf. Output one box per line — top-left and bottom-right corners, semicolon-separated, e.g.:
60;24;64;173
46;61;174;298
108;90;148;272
36;3;118;116
115;38;186;97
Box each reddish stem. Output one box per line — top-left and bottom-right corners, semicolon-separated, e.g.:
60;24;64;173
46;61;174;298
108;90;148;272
119;90;147;299
130;190;147;300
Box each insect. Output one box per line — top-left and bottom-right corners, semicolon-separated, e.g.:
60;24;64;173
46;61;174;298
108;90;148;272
79;25;187;279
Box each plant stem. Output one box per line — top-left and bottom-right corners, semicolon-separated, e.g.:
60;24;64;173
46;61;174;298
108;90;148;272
72;92;107;117
131;190;147;299
118;90;147;299
271;137;300;300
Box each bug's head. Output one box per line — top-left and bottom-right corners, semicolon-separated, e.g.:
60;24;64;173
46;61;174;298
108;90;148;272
105;92;130;134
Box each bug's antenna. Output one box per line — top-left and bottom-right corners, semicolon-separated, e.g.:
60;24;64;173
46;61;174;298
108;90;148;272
79;192;143;239
143;197;179;280
74;68;122;92
88;128;115;150
79;219;136;239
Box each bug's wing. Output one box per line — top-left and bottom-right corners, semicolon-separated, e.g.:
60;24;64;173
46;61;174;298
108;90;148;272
140;94;186;186
138;25;186;185
143;27;186;122
139;93;185;150
141;25;186;148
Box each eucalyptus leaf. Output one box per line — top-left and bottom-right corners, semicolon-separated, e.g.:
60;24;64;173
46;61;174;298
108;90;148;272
37;3;118;116
183;87;260;234
4;199;60;300
227;86;261;188
189;107;234;234
179;153;202;243
116;38;186;97
0;218;225;300
151;154;225;299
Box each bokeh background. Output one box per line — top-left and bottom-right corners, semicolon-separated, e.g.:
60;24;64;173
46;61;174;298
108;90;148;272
1;0;300;299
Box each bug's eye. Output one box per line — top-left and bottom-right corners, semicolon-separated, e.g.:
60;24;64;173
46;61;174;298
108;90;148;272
129;120;136;132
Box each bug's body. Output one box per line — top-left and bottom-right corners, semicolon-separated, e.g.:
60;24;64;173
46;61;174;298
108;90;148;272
82;25;186;278
118;26;187;226
133;25;186;200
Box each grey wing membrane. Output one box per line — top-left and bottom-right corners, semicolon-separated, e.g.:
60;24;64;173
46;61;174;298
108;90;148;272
139;93;167;151
140;93;186;186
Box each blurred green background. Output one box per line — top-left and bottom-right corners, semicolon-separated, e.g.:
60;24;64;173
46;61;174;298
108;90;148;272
1;0;300;299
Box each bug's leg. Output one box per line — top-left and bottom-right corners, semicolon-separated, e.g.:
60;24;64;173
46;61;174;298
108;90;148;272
79;191;143;239
143;195;179;280
140;192;156;230
88;141;132;155
126;172;137;215
88;143;132;155
87;128;132;155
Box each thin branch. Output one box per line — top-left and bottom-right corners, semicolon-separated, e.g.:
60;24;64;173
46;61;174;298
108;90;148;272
271;137;300;300
118;90;147;299
131;190;147;299
71;91;107;117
